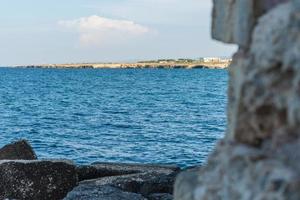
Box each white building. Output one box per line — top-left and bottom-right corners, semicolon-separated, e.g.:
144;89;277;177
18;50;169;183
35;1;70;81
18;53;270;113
202;57;232;63
203;57;221;62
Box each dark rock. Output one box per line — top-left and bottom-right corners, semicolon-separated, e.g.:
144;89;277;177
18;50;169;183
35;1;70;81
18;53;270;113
77;165;101;182
0;160;78;200
71;163;179;199
77;162;180;181
0;140;37;160
76;171;177;195
147;193;173;200
137;172;177;195
64;185;146;200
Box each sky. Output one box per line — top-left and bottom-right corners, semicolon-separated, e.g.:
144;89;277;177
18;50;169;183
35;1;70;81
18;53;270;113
0;0;236;66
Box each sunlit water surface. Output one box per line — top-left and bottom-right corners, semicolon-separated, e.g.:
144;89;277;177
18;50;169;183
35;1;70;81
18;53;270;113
0;68;227;167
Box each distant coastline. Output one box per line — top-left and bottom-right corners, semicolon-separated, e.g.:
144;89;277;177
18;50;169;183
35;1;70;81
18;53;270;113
14;58;231;69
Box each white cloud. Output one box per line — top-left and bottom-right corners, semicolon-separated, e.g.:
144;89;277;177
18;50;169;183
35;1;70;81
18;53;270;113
58;15;151;46
82;0;210;26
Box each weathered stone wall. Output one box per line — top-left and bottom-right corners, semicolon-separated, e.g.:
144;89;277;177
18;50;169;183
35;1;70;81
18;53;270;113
175;0;300;199
212;0;289;48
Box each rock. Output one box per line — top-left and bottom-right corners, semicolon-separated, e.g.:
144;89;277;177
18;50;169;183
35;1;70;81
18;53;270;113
212;0;289;47
67;170;177;199
64;185;146;200
91;162;180;173
79;171;176;195
212;0;255;47
174;141;300;200
147;193;173;200
77;165;101;182
0;160;77;200
0;140;37;160
175;0;300;198
295;0;300;9
228;2;294;145
259;0;290;11
77;162;180;182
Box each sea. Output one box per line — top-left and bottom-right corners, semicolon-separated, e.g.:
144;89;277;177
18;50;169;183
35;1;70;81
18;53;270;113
0;68;228;167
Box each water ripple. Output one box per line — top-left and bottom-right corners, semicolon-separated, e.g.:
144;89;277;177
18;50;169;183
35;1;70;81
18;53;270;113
0;68;228;167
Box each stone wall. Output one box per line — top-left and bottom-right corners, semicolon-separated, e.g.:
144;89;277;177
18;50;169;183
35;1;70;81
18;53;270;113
174;0;300;199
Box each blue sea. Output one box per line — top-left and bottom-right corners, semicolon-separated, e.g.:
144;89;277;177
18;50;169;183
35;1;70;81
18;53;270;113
0;68;227;167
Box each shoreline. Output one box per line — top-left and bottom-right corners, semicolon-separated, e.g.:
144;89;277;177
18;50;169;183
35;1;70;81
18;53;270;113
13;61;230;70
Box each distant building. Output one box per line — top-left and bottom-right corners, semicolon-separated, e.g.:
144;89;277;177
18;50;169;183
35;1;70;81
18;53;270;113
203;57;221;62
202;57;232;63
177;58;194;63
197;58;205;62
220;58;232;62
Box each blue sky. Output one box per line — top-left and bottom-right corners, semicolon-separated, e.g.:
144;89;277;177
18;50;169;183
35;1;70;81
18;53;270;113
0;0;236;65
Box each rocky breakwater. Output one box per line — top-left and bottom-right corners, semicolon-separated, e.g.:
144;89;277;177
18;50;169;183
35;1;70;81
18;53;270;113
174;0;300;200
0;140;180;200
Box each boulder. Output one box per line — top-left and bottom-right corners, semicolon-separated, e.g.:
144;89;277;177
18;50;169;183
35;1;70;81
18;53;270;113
147;193;173;200
78;171;176;195
77;162;180;182
0;160;78;200
67;170;177;199
0;140;37;160
64;185;146;200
